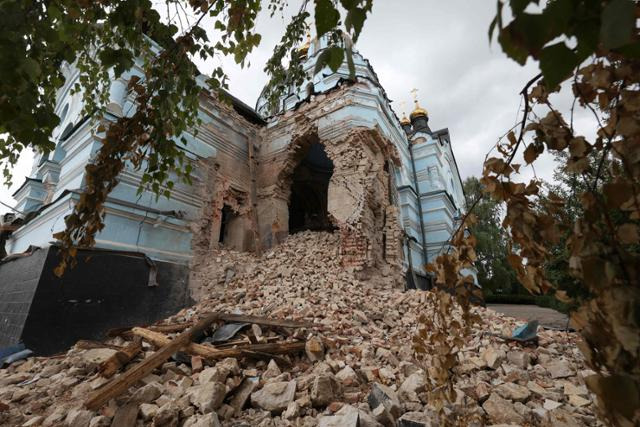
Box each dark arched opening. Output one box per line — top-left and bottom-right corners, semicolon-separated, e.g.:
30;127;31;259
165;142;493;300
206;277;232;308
288;142;335;233
218;204;237;246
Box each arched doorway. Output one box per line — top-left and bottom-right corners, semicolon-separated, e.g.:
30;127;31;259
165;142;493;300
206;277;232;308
288;142;335;233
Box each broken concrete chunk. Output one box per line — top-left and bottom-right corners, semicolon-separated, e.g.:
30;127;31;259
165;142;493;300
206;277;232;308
543;399;563;410
184;413;222;427
546;408;582;427
357;409;384;427
151;402;179;427
262;359;281;380
88;416;110;427
367;382;403;419
283;400;300;420
475;381;491;403
250;380;296;413
139;403;159;420
495;382;531;402
481;347;506;370
229;377;258;414
22;416;44;427
305;337;325;362
132;382;163;403
568;394;590;407
335;365;359;386
81;348;119;366
398;371;426;402
544;359;573;379
397;411;435;427
187;382;226;414
217;358;240;376
198;367;227;384
563;382;588;396
311;375;341;407
372;404;396;427
481;393;525;425
65;408;93;427
507;350;531;369
317;404;360;427
109;402;138;427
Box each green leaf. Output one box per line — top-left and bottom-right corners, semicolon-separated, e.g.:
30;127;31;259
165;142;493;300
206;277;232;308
345;8;366;39
539;42;579;88
510;0;533;14
314;49;331;74
616;41;640;58
600;0;635;49
327;46;344;72
22;58;41;79
498;27;528;65
315;0;340;37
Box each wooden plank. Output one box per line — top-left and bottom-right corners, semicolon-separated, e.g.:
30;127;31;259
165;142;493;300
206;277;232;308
85;312;220;411
98;338;142;378
132;327;306;360
75;340;124;351
218;313;321;329
148;322;194;333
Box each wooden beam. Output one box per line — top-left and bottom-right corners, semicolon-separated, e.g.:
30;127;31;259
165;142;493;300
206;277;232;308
85;312;220;411
132;327;306;360
98;338;142;378
148;322;194;333
218;313;322;330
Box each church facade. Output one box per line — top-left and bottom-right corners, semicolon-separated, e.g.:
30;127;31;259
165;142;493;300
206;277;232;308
3;35;470;289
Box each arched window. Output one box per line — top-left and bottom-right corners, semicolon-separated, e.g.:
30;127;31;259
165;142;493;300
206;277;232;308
60;123;74;141
58;103;69;124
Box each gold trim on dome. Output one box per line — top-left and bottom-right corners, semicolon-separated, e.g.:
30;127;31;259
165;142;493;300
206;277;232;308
410;100;428;119
400;113;410;125
409;88;428;119
298;31;311;57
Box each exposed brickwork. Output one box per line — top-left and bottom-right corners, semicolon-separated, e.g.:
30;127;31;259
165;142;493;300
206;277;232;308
192;85;406;294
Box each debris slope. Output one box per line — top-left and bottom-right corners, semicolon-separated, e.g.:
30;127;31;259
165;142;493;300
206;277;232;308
0;232;599;426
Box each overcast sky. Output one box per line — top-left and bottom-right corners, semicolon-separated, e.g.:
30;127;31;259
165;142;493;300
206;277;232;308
0;1;597;214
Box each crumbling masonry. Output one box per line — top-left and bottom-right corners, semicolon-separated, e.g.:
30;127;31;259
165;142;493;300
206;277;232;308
3;34;473;306
192;85;405;290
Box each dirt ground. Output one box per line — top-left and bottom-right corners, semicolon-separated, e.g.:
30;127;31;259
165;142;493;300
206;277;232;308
487;304;569;330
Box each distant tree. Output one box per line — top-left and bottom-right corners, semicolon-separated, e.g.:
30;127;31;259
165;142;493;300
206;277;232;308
463;176;518;295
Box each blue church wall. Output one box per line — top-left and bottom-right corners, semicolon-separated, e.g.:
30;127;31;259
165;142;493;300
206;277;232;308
5;34;476;286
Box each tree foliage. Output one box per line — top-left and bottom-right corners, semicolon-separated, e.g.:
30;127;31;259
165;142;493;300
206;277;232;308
484;1;640;424
463;176;518;294
0;0;373;272
417;1;639;424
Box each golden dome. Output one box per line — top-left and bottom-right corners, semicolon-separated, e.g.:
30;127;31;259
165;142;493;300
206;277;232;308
400;113;410;126
410;99;428;119
298;31;311;57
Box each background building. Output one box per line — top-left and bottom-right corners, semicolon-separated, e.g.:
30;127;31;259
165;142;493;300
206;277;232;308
2;34;473;292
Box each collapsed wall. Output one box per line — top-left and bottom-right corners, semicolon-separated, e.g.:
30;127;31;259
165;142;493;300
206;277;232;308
0;232;599;427
190;85;406;299
255;87;404;282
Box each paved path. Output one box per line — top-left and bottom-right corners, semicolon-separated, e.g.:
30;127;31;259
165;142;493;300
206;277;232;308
487;304;569;330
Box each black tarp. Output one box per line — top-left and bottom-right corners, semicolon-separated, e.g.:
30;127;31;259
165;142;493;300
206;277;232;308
0;246;192;355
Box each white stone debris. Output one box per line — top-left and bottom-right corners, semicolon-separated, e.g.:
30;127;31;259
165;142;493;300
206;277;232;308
0;232;601;426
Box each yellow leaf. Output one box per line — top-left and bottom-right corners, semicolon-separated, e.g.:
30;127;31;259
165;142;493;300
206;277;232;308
523;143;542;164
617;223;639;244
569;137;590;158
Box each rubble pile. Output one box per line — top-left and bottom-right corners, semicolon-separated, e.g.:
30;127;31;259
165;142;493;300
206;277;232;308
0;232;600;426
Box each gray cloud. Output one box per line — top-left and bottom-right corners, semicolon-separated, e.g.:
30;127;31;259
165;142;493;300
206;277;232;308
0;0;599;213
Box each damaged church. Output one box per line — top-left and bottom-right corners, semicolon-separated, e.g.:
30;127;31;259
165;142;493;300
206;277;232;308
0;34;472;354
